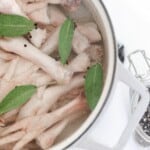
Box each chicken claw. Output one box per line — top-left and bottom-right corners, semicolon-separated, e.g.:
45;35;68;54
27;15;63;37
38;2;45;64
61;0;81;11
0;95;87;149
0;131;26;146
36;110;88;149
0;37;73;83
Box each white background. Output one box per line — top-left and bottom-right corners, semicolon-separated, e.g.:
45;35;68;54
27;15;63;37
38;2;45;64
91;0;150;150
103;0;150;55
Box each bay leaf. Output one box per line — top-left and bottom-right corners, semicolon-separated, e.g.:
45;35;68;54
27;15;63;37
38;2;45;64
0;14;35;37
85;64;103;110
59;18;75;64
0;85;37;115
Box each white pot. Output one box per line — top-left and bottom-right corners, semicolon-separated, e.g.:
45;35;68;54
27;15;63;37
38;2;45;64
49;0;149;150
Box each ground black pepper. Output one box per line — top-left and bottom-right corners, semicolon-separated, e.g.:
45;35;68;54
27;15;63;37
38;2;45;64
140;102;150;136
24;44;27;47
34;23;38;29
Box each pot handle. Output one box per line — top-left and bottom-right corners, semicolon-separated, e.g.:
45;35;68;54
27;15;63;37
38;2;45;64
72;61;149;150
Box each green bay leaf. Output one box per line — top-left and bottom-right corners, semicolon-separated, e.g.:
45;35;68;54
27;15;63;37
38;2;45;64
85;64;103;110
0;85;37;115
59;18;75;64
0;14;35;37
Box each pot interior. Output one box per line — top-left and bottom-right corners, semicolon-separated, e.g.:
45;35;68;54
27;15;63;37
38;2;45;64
51;0;116;149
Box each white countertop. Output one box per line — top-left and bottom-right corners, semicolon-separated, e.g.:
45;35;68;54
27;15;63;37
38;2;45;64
90;0;150;150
